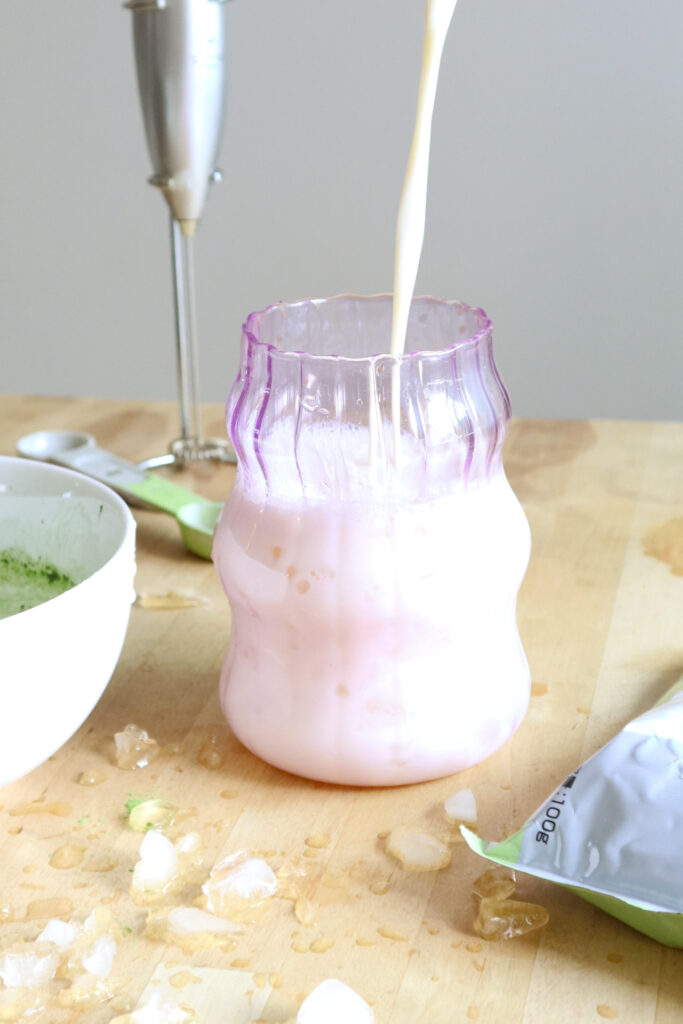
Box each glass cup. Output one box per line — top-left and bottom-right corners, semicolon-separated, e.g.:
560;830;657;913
213;295;531;785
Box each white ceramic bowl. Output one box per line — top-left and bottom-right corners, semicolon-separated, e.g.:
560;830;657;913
0;456;136;789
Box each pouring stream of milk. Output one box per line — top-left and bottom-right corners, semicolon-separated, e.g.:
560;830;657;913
390;0;458;357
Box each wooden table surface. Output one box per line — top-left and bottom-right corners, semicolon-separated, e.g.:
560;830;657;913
0;395;681;1024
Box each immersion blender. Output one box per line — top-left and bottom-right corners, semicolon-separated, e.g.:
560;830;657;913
125;0;235;468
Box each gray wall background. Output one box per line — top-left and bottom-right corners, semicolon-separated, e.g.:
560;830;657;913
1;1;681;421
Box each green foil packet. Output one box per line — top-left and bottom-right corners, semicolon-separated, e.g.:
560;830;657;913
463;676;683;947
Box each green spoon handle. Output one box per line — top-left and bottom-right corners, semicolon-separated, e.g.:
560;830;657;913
17;431;206;517
60;449;205;516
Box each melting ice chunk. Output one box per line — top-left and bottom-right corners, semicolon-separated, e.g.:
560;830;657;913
82;934;117;979
37;919;79;949
202;850;277;922
0;947;60;989
114;724;160;771
384;827;452;871
297;979;374;1024
132;831;179;896
444;788;478;825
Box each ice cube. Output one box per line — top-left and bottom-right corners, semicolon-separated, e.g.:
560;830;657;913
297;979;374;1024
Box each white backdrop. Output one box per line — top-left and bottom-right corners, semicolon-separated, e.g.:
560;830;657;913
1;0;681;420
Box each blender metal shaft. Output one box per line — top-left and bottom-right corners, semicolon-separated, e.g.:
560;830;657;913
170;215;201;449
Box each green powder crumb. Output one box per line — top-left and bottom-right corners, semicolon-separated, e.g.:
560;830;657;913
0;547;75;619
124;796;147;815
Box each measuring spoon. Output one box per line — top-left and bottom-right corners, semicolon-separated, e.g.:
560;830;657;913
16;430;222;560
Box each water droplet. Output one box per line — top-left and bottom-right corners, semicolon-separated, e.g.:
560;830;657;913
49;845;86;869
25;897;74;920
78;768;107;786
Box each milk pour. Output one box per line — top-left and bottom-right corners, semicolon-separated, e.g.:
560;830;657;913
391;0;458;357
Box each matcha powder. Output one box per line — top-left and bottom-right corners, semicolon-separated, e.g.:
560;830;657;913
0;548;75;619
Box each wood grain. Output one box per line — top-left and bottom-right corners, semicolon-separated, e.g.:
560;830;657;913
0;396;681;1023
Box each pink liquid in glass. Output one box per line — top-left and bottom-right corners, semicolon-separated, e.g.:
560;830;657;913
214;295;530;785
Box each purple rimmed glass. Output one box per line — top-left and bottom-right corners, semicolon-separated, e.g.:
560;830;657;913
214;295;530;785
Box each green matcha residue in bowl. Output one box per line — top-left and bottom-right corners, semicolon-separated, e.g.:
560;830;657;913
0;548;76;620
